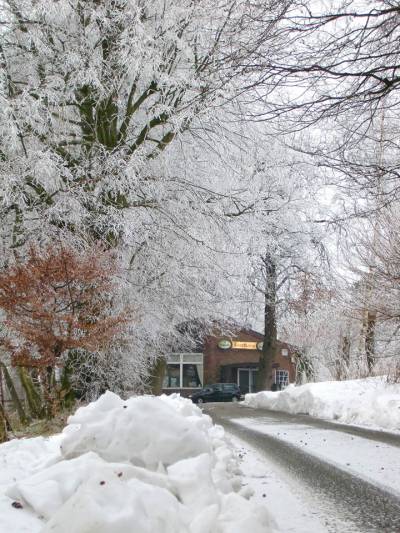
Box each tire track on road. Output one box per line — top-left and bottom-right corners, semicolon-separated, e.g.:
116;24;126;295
206;404;400;532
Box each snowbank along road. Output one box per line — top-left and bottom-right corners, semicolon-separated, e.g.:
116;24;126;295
204;403;400;533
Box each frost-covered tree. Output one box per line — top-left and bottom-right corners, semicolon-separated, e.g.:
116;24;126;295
344;205;400;377
0;0;294;398
280;273;354;382
210;129;327;389
0;0;291;246
253;0;400;133
0;0;299;388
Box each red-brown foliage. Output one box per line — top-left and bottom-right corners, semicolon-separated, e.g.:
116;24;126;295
0;244;127;368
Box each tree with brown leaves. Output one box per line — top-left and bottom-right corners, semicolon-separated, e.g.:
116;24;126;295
0;244;128;416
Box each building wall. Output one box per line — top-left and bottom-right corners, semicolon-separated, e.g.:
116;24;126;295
203;330;263;384
204;330;296;387
161;328;297;396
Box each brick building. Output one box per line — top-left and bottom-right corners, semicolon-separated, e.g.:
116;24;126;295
162;327;297;396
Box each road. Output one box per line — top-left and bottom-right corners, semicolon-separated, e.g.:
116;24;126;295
204;403;400;533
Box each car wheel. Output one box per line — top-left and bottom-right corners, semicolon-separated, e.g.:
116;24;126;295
197;397;204;405
232;396;239;403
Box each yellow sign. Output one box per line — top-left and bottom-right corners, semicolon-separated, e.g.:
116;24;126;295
232;341;257;350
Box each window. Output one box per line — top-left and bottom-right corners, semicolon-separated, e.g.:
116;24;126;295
164;364;180;388
281;348;289;357
182;364;202;388
223;384;239;391
163;353;204;389
275;369;289;389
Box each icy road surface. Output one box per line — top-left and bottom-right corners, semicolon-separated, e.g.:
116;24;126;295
204;403;400;533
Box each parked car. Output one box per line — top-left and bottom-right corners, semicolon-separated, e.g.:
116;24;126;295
189;383;241;404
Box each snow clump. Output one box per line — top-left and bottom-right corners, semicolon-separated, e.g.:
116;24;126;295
0;392;278;533
244;377;400;432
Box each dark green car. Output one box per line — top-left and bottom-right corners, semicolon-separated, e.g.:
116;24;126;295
189;383;241;404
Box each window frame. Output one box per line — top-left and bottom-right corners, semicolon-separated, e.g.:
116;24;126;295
164;353;204;389
275;369;289;389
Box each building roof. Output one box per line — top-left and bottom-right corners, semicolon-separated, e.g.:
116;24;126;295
169;319;296;353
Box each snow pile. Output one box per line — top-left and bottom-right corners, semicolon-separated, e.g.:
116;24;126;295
0;435;61;487
244;377;400;431
0;392;277;533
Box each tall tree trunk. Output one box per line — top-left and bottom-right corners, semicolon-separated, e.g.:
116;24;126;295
257;253;277;392
296;351;314;384
0;366;9;442
0;362;29;424
0;402;7;443
148;357;167;395
39;367;57;419
335;334;351;380
365;311;376;374
18;367;44;419
0;365;4;407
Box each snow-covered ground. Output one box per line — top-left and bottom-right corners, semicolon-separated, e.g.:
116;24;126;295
244;377;400;432
0;392;277;533
229;434;343;533
232;417;400;497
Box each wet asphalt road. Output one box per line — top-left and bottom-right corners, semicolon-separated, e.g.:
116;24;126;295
203;403;400;533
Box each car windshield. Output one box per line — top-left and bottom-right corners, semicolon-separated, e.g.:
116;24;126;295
202;383;238;392
203;384;221;391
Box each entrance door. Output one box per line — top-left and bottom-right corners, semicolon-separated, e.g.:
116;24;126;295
238;369;258;394
250;369;258;392
238;369;250;394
